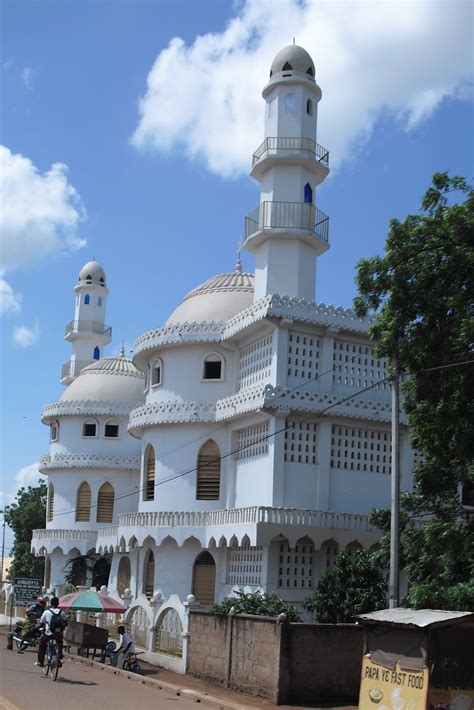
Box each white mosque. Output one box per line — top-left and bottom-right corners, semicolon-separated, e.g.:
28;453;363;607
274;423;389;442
32;45;415;658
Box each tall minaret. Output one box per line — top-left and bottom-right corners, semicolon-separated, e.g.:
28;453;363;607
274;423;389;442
244;45;329;301
61;260;112;384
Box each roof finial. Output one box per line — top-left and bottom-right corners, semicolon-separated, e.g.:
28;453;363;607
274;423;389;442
235;238;243;273
119;339;125;358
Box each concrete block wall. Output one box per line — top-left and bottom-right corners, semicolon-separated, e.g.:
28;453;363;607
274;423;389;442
187;612;227;682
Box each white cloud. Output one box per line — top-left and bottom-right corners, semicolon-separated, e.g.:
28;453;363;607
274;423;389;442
22;66;33;90
13;320;40;348
14;461;46;489
131;0;473;178
0;278;22;316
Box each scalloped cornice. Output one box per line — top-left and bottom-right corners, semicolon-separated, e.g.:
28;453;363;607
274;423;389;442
133;321;224;359
42;399;142;422
128;400;216;434
39;452;141;472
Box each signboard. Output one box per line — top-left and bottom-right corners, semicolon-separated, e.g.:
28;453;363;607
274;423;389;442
359;656;429;710
14;577;43;605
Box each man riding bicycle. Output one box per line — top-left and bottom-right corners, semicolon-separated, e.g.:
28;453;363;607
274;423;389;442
36;596;68;668
111;625;135;669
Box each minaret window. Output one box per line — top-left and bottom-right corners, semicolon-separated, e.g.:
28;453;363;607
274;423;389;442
151;359;162;387
104;419;119;438
84;294;90;305
75;482;91;522
144;550;155;599
196;440;221;500
306;98;313;115
285;93;295;111
144;445;155;501
304;183;313;204
203;353;224;381
97;482;114;523
99;277;104;285
98;296;102;306
306;66;314;77
282;61;292;71
93;346;100;360
50;420;59;442
47;484;54;523
85;274;92;283
82;419;98;437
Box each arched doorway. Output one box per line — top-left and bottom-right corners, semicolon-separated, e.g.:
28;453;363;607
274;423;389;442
192;551;216;605
117;556;131;596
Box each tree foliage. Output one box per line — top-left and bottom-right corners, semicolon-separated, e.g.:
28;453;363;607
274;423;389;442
5;480;47;580
63;553;112;589
355;173;474;609
210;589;301;622
303;551;387;623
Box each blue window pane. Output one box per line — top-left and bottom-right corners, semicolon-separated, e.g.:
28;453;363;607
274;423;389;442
304;183;313;204
93;346;100;360
98;297;102;306
285;93;295;111
84;294;90;305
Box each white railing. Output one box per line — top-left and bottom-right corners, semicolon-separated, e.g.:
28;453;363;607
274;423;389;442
117;507;373;532
96;526;119;538
32;529;98;541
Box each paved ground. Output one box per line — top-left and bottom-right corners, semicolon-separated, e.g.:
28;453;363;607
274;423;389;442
0;645;215;710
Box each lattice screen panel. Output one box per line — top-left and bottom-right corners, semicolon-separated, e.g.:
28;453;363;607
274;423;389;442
226;545;263;586
331;425;392;474
332;340;388;389
284;419;318;464
277;540;314;589
237;423;269;460
238;335;273;389
287;331;320;381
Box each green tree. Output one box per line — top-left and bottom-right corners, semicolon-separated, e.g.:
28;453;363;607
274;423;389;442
354;172;474;610
5;480;47;580
303;550;387;623
210;589;301;622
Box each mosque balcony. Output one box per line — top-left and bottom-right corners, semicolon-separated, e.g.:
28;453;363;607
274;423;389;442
244;201;329;252
98;506;379;551
64;320;112;341
251;137;329;183
60;359;94;384
31;528;98;556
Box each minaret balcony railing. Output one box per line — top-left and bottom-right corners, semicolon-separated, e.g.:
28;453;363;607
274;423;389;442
61;360;94;380
252;137;329;168
245;201;329;242
64;320;112;338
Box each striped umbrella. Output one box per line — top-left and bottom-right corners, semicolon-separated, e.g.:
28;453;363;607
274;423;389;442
58;590;125;613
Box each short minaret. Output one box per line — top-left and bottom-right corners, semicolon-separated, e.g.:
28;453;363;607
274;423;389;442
244;44;330;301
61;260;112;384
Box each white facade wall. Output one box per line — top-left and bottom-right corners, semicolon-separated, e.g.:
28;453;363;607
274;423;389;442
50;414;138;459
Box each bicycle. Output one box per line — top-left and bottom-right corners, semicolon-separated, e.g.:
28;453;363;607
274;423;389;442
43;636;61;681
122;652;143;675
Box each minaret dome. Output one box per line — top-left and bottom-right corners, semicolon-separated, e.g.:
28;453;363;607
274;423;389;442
269;45;315;80
78;260;106;287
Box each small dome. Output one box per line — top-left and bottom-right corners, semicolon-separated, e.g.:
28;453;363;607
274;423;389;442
78;260;106;287
270;45;315;80
166;263;254;325
60;352;145;404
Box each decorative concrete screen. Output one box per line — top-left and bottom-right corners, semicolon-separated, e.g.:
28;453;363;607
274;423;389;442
226;544;263;586
331;425;392;475
127;605;149;649
287;331;320;380
237;423;269;460
154;607;183;658
284;419;318;464
332;340;388;390
277;539;315;589
238;335;273;389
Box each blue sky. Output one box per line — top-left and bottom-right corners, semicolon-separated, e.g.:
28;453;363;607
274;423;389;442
1;0;472;549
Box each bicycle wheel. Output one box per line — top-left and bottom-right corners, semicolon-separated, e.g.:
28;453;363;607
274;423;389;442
49;643;60;681
43;643;51;677
130;660;142;675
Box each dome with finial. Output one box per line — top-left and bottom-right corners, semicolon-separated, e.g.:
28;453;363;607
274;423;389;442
60;350;145;404
269;45;315;81
166;258;254;325
78;260;107;287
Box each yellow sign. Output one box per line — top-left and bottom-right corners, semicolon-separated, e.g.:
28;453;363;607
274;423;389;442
359;656;429;710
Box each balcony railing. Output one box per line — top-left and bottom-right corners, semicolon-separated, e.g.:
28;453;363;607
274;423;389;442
65;320;112;338
245;201;329;242
252;136;329;168
61;360;94;380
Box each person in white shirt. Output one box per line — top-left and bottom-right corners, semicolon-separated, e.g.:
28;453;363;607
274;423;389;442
112;625;135;669
36;596;68;668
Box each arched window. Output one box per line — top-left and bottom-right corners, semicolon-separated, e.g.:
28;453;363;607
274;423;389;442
322;539;339;569
98;296;102;306
85;274;92;283
144;551;155;599
145;363;151;391
144;445;155;501
285;92;295;111
151;359;162;387
306;65;314;77
192;552;216;605
117;556;131;596
84;294;90;305
47;484;54;522
306;98;313;115
99;277;105;285
282;61;293;71
50;420;59;442
82;419;97;437
304;183;313;204
93;346;100;360
346;540;363;561
203;353;224;381
104;419;119;438
76;482;91;522
97;482;114;523
196;440;221;500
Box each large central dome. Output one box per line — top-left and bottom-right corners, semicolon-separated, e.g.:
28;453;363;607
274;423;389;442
166;262;254;325
60;349;145;403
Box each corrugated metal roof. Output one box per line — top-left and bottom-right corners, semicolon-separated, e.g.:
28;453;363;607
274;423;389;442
357;608;474;629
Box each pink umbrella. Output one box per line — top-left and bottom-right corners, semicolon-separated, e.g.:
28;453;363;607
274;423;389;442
58;590;125;613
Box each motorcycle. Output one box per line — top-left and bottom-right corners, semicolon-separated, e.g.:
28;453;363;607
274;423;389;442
13;614;41;651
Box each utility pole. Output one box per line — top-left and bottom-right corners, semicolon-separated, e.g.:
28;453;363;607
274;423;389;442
389;357;400;608
0;509;6;587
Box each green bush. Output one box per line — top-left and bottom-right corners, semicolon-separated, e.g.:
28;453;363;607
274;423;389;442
209;589;301;622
